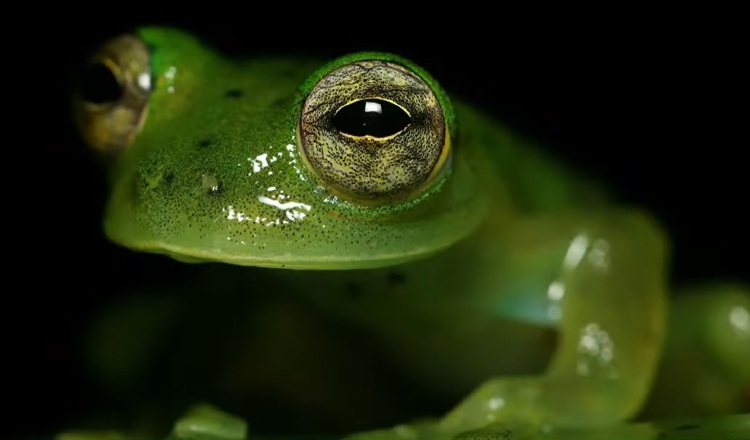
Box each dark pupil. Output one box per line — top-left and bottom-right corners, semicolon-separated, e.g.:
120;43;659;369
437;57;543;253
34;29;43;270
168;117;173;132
80;62;123;104
332;99;411;137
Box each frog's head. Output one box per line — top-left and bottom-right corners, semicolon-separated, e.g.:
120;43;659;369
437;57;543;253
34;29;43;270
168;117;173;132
74;27;489;269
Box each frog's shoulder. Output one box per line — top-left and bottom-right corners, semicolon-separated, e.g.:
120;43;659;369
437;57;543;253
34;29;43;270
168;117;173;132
454;100;608;214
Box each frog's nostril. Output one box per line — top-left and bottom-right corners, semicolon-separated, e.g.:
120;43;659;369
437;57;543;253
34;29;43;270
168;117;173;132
201;174;222;195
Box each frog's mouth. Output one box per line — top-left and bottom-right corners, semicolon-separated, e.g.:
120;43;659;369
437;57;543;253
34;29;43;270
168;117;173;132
137;241;451;270
104;176;486;271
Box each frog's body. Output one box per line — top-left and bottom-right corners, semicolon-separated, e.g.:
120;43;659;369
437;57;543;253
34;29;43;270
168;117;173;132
71;27;749;440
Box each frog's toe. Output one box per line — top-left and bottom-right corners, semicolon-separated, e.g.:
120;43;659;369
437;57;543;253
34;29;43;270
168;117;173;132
170;403;247;440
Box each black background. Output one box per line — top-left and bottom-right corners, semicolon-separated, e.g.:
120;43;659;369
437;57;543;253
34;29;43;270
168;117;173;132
8;11;747;439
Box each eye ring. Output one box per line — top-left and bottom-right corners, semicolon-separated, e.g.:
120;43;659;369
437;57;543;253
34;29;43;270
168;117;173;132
298;59;451;206
73;34;151;155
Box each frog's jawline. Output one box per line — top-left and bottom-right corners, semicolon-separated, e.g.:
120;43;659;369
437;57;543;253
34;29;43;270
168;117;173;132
135;241;447;270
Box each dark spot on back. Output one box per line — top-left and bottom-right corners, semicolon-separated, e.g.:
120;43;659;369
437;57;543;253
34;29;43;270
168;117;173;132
225;89;244;98
197;137;214;149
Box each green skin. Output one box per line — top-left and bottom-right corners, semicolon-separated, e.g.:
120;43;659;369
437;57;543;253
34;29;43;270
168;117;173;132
73;27;749;440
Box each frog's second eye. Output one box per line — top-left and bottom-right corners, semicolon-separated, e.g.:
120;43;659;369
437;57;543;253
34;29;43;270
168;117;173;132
73;34;151;155
298;60;450;205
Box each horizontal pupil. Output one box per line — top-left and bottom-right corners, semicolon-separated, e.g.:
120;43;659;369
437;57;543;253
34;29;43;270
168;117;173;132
80;62;123;104
332;99;411;137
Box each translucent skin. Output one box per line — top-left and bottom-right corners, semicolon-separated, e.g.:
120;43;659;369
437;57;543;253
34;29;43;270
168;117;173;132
86;27;749;440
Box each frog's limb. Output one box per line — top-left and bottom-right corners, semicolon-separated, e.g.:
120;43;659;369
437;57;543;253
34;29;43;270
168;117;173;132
641;284;750;418
58;404;249;440
169;403;247;440
438;209;669;434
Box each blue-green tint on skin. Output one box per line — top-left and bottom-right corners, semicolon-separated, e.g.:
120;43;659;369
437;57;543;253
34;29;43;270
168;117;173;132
74;26;750;440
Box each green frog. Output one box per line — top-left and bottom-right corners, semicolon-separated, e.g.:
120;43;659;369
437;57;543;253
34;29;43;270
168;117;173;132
67;27;749;439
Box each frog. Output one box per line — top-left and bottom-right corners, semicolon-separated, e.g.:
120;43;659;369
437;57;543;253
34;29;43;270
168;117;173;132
69;27;750;440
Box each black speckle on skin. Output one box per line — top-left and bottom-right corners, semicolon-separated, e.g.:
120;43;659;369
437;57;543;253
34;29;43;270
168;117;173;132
163;171;174;185
386;271;406;287
197;137;214;149
225;89;244;98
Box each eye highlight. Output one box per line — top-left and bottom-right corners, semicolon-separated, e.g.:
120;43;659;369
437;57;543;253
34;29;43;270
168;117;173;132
332;98;412;138
73;34;151;155
298;59;450;205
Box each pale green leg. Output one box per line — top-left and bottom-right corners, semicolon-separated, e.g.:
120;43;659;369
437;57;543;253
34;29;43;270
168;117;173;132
57;404;247;440
440;210;669;433
352;209;669;439
169;404;247;440
641;284;750;418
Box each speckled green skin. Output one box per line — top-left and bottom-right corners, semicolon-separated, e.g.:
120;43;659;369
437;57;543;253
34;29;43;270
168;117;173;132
94;28;749;440
105;29;480;269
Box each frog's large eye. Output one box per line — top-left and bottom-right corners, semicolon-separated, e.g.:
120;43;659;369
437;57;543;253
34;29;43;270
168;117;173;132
73;34;151;154
298;60;450;205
